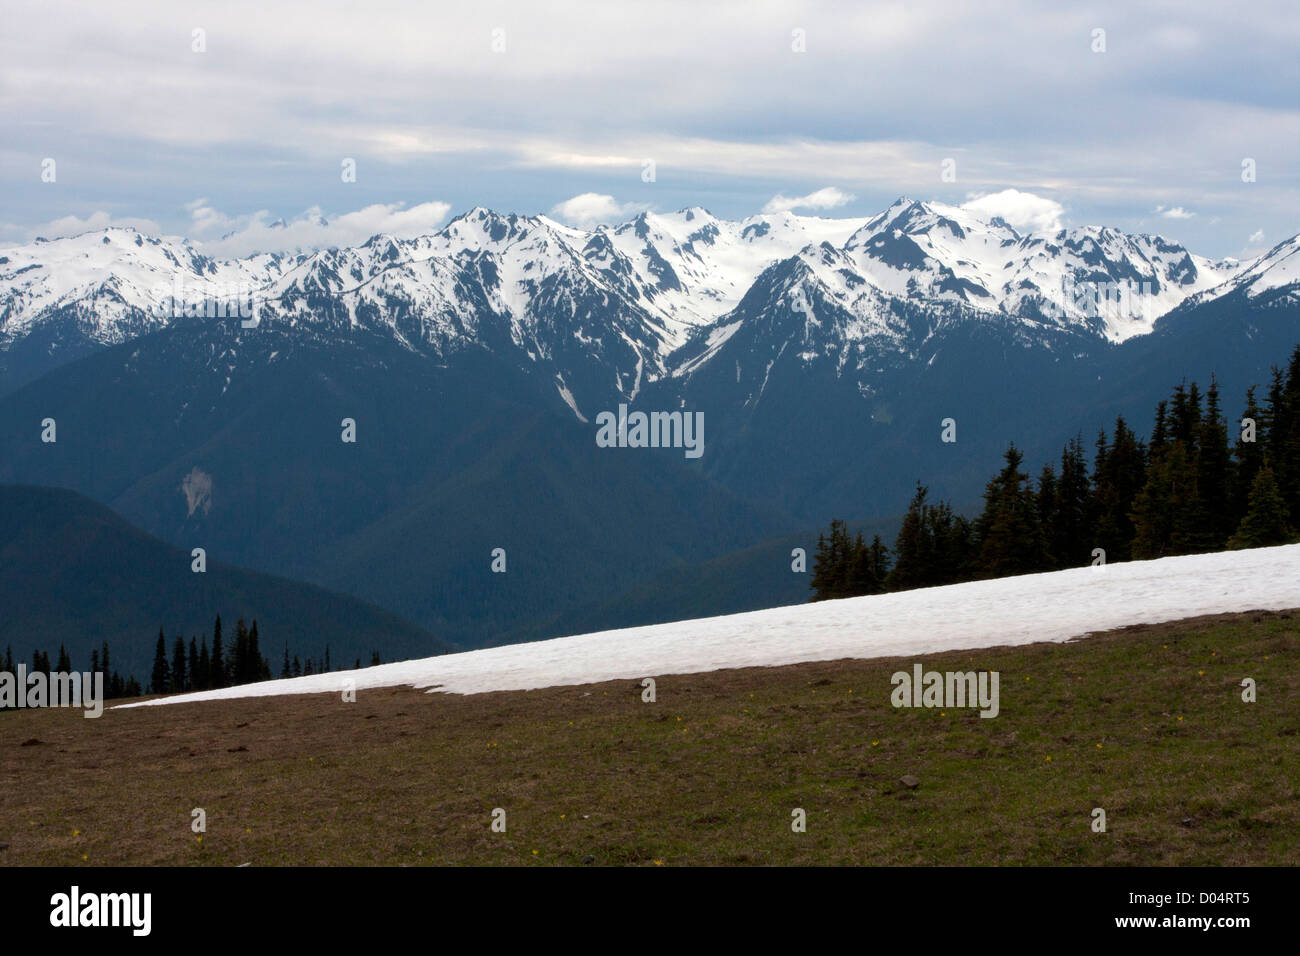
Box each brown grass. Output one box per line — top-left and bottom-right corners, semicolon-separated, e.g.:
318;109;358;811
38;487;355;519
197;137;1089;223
1;610;1297;866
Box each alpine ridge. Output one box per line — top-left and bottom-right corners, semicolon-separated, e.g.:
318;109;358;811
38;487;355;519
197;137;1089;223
3;198;1283;409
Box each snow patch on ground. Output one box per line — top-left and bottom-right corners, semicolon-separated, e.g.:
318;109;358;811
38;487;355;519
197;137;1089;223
118;544;1300;708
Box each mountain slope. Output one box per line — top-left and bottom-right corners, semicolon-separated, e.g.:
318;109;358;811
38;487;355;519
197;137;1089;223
0;484;453;677
660;223;1297;522
0;229;294;394
0;318;788;647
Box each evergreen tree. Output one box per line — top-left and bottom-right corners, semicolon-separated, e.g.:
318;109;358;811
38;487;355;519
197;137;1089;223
197;638;211;691
1149;401;1169;456
1053;435;1093;566
1228;467;1295;549
248;620;268;681
842;532;871;596
188;638;199;691
292;655;302;677
929;500;974;585
1184;381;1204;439
1233;385;1266;524
210;616;226;689
889;484;935;591
1275;347;1300;520
1092;417;1147;562
1131;440;1205;558
1196;377;1234;547
1168;381;1201;446
974;445;1049;577
841;532;890;596
171;637;188;693
1133;381;1213;556
282;644;291;679
811;519;869;600
866;535;891;586
827;521;855;594
56;644;72;672
1035;463;1059;568
233;619;250;685
1261;365;1284;463
150;630;170;694
809;532;832;600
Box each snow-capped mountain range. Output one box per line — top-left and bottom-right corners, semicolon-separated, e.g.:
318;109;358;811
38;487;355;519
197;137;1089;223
4;198;1290;410
3;199;1297;651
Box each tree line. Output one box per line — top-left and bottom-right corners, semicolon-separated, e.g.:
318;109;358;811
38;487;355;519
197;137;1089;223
810;344;1300;601
2;614;388;708
2;641;142;705
148;615;386;694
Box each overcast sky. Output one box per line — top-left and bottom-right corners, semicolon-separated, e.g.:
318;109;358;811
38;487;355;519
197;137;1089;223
2;0;1296;258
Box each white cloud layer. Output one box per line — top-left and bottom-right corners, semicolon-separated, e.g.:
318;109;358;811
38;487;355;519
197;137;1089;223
548;193;649;229
961;189;1065;234
0;210;162;243
188;200;454;257
1;2;1295;258
762;186;855;214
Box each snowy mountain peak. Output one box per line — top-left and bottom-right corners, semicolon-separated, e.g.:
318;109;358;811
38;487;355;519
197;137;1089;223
830;200;1245;340
439;206;539;248
1185;233;1300;306
0;200;1279;406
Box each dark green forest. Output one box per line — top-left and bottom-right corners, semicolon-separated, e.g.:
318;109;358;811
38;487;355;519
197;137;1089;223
810;344;1300;601
1;615;387;707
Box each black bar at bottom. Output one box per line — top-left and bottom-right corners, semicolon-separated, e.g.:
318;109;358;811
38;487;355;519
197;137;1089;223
0;865;1280;943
